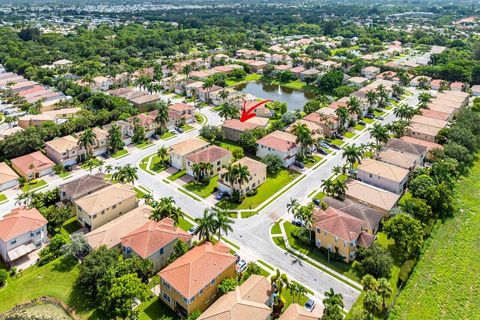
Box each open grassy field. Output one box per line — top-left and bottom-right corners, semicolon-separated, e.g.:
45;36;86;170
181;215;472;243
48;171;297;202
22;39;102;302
389;160;480;320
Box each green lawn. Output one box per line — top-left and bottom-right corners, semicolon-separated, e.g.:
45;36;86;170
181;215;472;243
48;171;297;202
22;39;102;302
363;118;375;124
330;139;344;147
304;155;322;168
217;169;300;210
167;170;187;181
135;141;154;149
60;216;82;236
57;171;71;179
21;179;47;192
374;110;386;116
214;139;244;154
354;124;365;131
312;191;325;200
389;160;480;320
137;297;179;320
111;149;128;159
0;193;6;203
344;131;355;139
184;175;219;198
178;217;194;232
195;113;207;125
180;124;195;132
134;187;148;199
0;256;98;319
226;73;262;86
271;220;282;235
271;79;307;90
282;222;358;282
160;131;175;140
142;155;169;173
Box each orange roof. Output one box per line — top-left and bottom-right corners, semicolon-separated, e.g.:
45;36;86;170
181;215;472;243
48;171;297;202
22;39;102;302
399;136;444;151
185;145;232;164
314;206;368;242
0;208;47;242
159;242;236;298
222;119;260;132
257;130;297;152
121;218;192;258
169;103;193;113
421;109;450;121
11;151;55;176
0;162;19;184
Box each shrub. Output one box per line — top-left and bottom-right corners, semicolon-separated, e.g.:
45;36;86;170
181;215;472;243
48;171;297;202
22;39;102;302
398;259;416;285
0;269;8;287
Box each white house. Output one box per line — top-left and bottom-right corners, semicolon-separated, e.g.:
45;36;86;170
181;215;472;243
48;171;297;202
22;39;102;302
256;131;298;167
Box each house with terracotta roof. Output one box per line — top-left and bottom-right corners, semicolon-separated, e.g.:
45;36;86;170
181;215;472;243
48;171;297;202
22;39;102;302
279;303;322;320
406;122;442;143
75;127;109;157
170;138;210;170
357;159;409;194
346;76;369;88
256;130;298;167
410;115;448;129
128;113;158;138
421;109;451;121
0;162;19;191
197;275;273;320
450;82;465;91
303;112;337;136
45;135;85;166
59;173;110;202
185;146;232;178
313;204;376;262
102;120;134;146
361;66;381;79
221;119;261;142
0;208;48;265
11;151;55;180
345;179;400;215
85;205;151;250
218;157;267;196
74;183;138;231
159;242;237;316
168;103;195;125
121;218;192;272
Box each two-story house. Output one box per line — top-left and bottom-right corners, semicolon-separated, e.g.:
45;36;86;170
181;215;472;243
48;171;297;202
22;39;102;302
0;208;48;266
121;218;193;272
59;173;110;203
168;103;195;126
75;127;109;157
170;138;210;170
159;242;237;317
45;135;85;167
256;131;298;167
185;146;232;178
356;159;409;194
74;183;138;231
218;157;267;196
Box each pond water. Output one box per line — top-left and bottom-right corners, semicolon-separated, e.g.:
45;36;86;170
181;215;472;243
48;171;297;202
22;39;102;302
3;302;74;320
234;81;315;112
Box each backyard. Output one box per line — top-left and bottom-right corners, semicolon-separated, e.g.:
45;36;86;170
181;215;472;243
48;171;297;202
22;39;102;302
21;179;47;192
217;169;300;210
388;160;480;320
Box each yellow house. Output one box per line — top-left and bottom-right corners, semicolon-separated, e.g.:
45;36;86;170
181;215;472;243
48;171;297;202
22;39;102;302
217;157;267;196
159;242;237;317
313;206;376;262
74;183;138;231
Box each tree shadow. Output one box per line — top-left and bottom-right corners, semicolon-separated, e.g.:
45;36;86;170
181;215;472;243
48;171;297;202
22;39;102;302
52;255;78;272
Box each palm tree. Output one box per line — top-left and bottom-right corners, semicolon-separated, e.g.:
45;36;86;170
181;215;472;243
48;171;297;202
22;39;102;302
323;288;344;317
219;89;229;103
334;107;350;133
15;191;35;207
347;96;362;119
289;282;307;304
291;122;313;158
77;128;97;159
142;193;154;206
321;178;335;196
394;104;416;121
107;124;124;154
365;90;377;108
192;163;202;182
194;209;216;241
150;196;183;224
190;88;198;109
84;158;102;174
342;145;363;170
112;164;138;184
369;123;389;146
286;198;300;215
332;179;347;199
155;102;169;134
218;103;239;120
387;120;409;138
392;84;404;99
202;78;215;103
235;164;250;196
377;278;393;309
157;146;169;165
213;208;234;241
271;269;289;295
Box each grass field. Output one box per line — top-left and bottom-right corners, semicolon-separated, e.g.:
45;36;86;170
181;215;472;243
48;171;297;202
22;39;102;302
271;79;307;90
225;73;262;86
388;160;480;320
217;169;300;210
184;176;219;198
21;179;47;192
167;170;186;181
160;131;175;140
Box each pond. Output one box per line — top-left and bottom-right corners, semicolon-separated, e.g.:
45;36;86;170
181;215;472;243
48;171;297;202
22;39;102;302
2;302;74;320
234;81;315;112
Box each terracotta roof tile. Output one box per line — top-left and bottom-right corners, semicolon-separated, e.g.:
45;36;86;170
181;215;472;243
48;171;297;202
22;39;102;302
0;208;47;242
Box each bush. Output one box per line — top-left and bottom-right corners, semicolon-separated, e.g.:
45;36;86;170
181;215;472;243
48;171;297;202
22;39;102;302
398;259;416;285
0;269;8;287
38;234;69;266
246;189;257;197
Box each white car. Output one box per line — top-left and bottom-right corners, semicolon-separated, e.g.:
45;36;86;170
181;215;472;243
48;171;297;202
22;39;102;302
236;259;247;273
304;299;315;312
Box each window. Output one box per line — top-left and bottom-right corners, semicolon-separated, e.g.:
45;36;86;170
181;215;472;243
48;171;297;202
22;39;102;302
210;279;215;285
162;280;171;290
36;230;40;235
369;173;373;178
31;233;34;237
163;292;171;303
92;214;97;219
199;288;204;296
10;240;16;245
160;248;164;255
335;237;338;243
112;205;117;209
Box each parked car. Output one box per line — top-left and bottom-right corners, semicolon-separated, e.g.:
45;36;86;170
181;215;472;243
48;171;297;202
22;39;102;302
312;198;321;206
304;299;315;312
318;148;327;155
320;142;330;149
365;114;374;119
292;218;304;227
175;127;184;133
294;161;305;169
151;134;159;140
376;116;384;120
233;253;241;263
236;259;247;273
170;130;177;134
216;191;227;200
358;120;366;126
187;226;198;235
65;165;73;172
334;133;344;140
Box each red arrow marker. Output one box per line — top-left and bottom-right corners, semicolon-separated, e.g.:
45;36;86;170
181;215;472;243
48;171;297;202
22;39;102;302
240;99;272;122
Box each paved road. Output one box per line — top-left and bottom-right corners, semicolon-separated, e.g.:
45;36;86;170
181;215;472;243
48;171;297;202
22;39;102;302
0;90;420;310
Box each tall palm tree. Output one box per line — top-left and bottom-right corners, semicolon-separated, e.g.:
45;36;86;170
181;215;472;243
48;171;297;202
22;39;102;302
202;78;215;103
150;197;183;224
323;288;344;312
157;146;169;165
213;208;234;241
107;124;124;154
394;104;416;121
77;128;97;159
321;178;334;196
342;145;363;170
286;198;300;215
192;163;202;182
155;102;169;134
392;84;404;99
271;269;289;295
289;282;308;304
235;164;250;196
291;122;313;157
369;123;389;146
334;107;350;133
332;179;347;199
365;90;377;108
218;103;239;120
347;96;362;119
194;209;216;241
377;278;393;309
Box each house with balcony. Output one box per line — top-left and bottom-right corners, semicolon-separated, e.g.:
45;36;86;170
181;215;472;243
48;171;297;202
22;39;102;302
45;135;85;167
256;131;298;167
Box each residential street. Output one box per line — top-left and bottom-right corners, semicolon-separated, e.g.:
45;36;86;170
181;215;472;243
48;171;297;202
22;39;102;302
0;90;420;311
